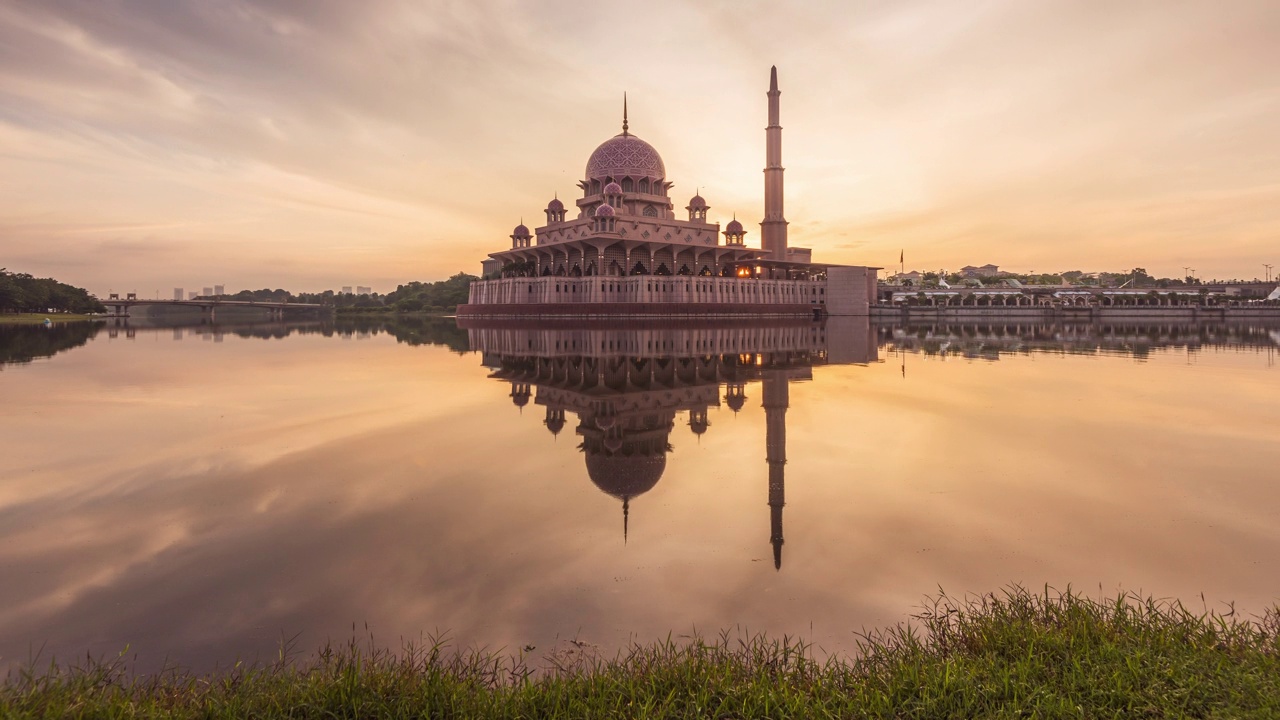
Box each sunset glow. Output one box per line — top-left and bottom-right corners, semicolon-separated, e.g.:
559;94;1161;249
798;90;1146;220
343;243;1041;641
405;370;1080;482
2;1;1277;295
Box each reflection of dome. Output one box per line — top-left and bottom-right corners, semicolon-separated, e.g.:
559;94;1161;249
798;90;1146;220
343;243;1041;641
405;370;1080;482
603;181;623;195
586;134;666;181
545;416;565;435
724;218;744;234
586;453;665;499
595;203;615;217
547;197;564;211
688;194;707;209
689;418;708;435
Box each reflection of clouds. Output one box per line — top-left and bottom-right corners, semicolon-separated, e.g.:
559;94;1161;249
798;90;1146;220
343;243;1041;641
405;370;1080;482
2;327;1279;674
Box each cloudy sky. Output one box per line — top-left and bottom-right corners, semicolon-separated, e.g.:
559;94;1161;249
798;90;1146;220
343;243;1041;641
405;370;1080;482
1;1;1278;295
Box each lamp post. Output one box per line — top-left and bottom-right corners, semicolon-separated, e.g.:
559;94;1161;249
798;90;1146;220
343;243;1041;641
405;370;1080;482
1265;264;1273;283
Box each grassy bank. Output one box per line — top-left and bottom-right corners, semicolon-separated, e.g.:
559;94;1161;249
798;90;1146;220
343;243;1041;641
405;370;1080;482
4;587;1278;718
0;313;96;325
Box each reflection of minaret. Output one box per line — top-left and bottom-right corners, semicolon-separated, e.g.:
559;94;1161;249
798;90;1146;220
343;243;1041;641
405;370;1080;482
761;66;788;262
762;371;788;570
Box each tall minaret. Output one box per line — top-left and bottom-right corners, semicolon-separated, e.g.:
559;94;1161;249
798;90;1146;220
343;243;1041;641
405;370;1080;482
761;66;789;262
762;370;788;570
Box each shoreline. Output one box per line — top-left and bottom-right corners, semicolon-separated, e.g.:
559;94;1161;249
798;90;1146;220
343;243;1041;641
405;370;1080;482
4;587;1277;717
0;313;98;325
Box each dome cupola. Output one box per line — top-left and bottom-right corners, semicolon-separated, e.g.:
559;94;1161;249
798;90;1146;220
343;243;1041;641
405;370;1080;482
593;201;617;233
686;191;708;222
510;221;533;249
545;195;566;224
723;216;746;245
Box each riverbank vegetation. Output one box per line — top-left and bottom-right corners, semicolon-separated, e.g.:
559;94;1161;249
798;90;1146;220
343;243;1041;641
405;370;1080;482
0;313;96;325
223;273;476;314
4;587;1277;718
0;269;105;315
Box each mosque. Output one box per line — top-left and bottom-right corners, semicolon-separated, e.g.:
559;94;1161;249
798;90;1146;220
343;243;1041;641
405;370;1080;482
459;67;878;318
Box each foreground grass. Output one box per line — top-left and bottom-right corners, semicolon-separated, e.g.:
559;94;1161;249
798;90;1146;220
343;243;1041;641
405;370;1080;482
0;313;96;325
4;587;1278;719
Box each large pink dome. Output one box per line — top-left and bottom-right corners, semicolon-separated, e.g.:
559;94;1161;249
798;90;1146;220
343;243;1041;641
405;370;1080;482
586;134;666;181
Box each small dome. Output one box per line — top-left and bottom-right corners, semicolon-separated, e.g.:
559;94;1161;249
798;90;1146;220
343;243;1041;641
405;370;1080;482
547;197;564;211
725;390;747;413
604;182;623;195
724;218;744;234
689;418;708;435
545;416;565;435
513;223;531;236
595;203;615;217
688;194;707;209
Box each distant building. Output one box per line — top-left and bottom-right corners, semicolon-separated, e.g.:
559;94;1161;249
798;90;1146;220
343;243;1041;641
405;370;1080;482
173;288;183;301
202;287;213;297
960;264;1000;278
889;271;923;285
214;284;225;296
341;286;353;295
356;286;372;295
188;291;198;300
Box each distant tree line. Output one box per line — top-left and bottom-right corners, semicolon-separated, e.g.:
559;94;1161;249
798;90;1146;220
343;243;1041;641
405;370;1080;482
219;273;477;313
0;269;106;314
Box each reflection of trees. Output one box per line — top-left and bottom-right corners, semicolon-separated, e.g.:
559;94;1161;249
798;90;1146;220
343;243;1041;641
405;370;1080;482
879;321;1280;359
337;316;469;353
0;323;101;368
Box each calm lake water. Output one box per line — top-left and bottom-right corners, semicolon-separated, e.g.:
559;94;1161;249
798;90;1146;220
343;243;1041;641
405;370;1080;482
1;316;1278;672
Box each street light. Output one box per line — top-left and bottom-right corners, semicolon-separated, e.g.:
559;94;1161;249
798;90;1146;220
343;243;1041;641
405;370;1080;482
1265;264;1273;283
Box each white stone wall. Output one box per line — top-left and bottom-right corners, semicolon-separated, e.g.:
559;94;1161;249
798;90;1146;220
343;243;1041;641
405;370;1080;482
469;276;826;306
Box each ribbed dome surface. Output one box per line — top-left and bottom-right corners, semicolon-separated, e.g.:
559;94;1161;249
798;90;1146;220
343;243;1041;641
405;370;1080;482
585;452;665;499
586;134;665;182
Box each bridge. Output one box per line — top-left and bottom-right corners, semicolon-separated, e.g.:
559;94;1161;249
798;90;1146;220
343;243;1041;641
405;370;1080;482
99;296;326;320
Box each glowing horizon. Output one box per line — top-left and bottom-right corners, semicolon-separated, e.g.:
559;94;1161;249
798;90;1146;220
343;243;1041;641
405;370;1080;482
1;1;1278;296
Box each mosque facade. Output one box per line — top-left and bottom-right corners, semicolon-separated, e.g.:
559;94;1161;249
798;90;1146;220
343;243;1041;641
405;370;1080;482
459;67;878;319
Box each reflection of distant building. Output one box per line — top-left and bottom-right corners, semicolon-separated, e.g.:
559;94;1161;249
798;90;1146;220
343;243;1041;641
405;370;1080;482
472;320;876;568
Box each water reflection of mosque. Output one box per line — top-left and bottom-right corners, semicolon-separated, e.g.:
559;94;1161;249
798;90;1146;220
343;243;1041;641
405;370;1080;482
467;320;877;569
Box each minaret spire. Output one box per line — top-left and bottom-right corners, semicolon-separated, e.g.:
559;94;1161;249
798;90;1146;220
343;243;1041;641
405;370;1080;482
763;371;788;571
761;66;788;263
623;498;630;544
622;93;629;136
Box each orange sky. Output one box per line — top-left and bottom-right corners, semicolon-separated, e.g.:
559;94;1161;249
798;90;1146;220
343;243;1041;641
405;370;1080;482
1;1;1278;295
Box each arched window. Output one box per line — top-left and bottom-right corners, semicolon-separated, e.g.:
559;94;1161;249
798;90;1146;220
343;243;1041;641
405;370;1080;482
639;178;650;194
621;178;634;192
642;205;657;217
